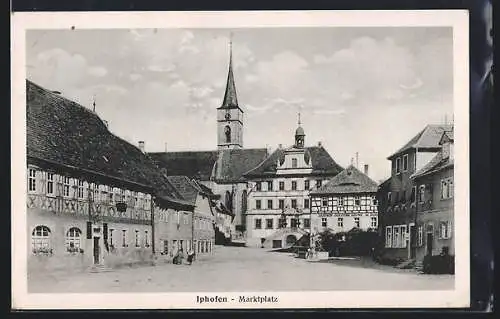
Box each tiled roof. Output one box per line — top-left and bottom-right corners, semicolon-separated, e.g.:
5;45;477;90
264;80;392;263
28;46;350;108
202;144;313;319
150;148;268;183
243;146;343;177
26;79;191;208
388;124;453;159
166;176;200;205
149;151;218;181
411;151;453;179
310;165;378;195
213;148;268;182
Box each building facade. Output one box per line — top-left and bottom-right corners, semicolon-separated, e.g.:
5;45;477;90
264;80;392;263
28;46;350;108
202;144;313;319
309;165;379;235
27;80;193;273
411;129;454;262
243;124;343;248
377;124;453;263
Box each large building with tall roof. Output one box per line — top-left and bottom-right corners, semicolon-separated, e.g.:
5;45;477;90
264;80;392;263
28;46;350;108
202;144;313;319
26;79;195;273
376;124;454;263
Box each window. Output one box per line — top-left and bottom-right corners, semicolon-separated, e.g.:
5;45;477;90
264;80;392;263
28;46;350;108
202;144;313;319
316;180;322;188
267;200;273;209
354;217;360;228
256;182;262;191
304;180;310;190
65;227;82;249
224;125;231;143
385;226;392;248
77;180;84;198
267;181;273;191
163;240;169;255
371;217;377;228
32;226;51;251
342;197;349;207
401;190;406;203
372;196;378;206
291;181;297;190
291;199;297;209
291;218;299;228
279;199;284;209
403;154;409;171
304;199;310;209
63;176;70;197
417;225;424;246
28;169;36;192
393;227;400;248
441;178;453;199
354;196;360;206
387;192;392;204
322;198;328;207
145;230;149;247
418;185;426;202
400;225;407;248
337;217;343;228
279;181;285;191
303;218;310;228
254;219;262;229
439;221;452;239
266;219;273;229
321;218;327;227
109;229;114;246
411;186;417;203
47;173;54;195
256;200;261;209
396;157;401;174
292;158;298;168
135;230;140;247
122;230;127;247
338;197;344;207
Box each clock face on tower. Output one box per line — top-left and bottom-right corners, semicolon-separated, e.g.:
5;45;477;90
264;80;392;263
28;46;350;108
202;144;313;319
225;111;231;120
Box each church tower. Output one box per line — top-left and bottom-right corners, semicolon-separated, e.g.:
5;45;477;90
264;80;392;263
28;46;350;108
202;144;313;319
217;37;243;150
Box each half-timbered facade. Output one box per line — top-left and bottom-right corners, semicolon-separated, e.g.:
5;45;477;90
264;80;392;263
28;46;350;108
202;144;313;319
26;80;194;273
310;165;379;233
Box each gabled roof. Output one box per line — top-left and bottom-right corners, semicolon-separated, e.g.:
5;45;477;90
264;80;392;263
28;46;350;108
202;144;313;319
166;176;201;205
388;124;453;159
439;128;454;145
243;146;343;178
411;151;453;179
26;79;192;209
148;151;218;181
310;165;378;195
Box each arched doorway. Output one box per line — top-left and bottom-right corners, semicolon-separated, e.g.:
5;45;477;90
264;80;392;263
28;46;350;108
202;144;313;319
286;235;297;246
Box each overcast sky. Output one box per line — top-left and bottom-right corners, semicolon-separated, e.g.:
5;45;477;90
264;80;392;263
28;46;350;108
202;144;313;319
26;27;453;182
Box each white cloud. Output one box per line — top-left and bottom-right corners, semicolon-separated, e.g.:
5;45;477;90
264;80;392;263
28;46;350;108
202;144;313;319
88;66;108;77
129;73;142;81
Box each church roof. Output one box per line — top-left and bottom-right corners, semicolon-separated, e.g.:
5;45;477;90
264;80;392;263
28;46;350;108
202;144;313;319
310;165;378;195
149;148;268;183
149;151;218;181
243;146;344;178
26;79;192;209
295;126;305;136
388;124;453;159
218;44;240;110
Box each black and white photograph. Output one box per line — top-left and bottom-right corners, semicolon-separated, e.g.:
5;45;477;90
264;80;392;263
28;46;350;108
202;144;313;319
11;10;471;309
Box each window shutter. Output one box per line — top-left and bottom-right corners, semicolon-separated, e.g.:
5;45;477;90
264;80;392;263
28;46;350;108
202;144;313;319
103;223;108;240
86;221;92;239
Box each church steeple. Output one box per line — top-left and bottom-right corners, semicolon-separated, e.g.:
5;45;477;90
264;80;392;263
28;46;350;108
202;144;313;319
221;34;239;109
217;34;244;150
295;113;305;148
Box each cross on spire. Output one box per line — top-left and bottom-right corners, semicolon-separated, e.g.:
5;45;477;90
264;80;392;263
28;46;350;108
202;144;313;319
298;112;301;126
92;94;96;112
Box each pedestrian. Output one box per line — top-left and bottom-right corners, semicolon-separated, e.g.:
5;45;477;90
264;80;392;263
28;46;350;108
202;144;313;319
187;249;195;265
173;248;184;265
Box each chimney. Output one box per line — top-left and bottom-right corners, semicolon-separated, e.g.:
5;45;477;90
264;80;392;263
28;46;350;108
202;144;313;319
364;164;369;176
138;141;145;153
318;141;322;147
164;142;168;152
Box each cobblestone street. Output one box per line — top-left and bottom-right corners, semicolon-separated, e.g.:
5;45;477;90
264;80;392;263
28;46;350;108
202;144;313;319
28;246;454;293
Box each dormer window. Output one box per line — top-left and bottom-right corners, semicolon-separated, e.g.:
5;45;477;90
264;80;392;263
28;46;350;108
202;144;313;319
291;158;298;168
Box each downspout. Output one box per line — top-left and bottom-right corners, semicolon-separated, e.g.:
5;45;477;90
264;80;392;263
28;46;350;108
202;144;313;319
151;195;155;255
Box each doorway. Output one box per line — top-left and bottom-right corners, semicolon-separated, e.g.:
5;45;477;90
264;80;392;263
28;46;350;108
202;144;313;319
93;237;100;264
273;240;282;248
426;232;434;256
286;235;297;246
